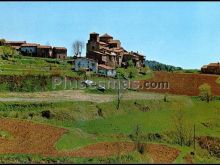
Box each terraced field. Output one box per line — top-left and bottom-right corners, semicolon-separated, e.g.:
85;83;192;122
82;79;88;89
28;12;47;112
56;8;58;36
139;71;220;96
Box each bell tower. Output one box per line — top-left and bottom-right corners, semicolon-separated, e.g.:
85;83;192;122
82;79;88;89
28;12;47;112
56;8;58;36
86;32;100;54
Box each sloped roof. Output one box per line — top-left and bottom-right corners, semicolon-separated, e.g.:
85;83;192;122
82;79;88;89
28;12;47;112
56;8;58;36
11;46;21;50
37;45;52;49
108;40;120;43
99;41;108;45
53;47;67;50
98;64;115;70
208;62;220;66
21;43;40;47
5;41;26;44
100;33;113;38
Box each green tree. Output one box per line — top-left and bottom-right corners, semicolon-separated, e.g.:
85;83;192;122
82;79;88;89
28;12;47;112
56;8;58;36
199;83;212;103
0;39;6;46
0;46;17;58
127;67;138;79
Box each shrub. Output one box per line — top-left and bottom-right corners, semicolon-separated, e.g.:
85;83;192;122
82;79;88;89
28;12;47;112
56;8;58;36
41;110;51;119
127;67;138;79
199;83;212;103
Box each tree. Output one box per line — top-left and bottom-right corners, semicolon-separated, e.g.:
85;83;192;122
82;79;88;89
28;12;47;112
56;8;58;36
72;40;84;57
131;124;146;154
199;83;212;103
0;39;6;46
172;107;193;147
116;73;122;110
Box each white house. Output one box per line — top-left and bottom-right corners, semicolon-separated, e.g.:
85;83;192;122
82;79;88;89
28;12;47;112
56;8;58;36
98;64;116;77
74;57;98;73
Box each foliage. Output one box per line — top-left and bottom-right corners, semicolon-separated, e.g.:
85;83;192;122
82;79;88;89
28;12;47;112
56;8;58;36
145;60;182;72
215;76;220;85
0;46;18;58
199;83;212;103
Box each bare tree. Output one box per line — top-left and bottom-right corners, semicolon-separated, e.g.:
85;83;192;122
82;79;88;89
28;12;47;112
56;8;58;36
72;40;84;57
172;107;193;147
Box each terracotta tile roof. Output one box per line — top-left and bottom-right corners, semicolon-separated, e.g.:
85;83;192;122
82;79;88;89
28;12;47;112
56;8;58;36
100;33;113;38
5;41;26;44
98;64;115;70
99;41;107;45
21;43;40;47
109;40;120;43
53;47;67;50
11;46;21;50
110;48;123;53
208;63;220;66
93;51;105;55
37;45;52;49
100;47;110;51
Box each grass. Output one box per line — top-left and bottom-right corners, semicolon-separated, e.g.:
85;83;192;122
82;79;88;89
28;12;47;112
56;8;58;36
0;130;11;139
0;55;75;77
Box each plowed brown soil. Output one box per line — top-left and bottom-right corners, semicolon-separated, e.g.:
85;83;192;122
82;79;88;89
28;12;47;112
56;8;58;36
139;71;220;96
0;118;180;163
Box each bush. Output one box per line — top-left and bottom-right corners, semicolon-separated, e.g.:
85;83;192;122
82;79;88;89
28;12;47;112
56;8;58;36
199;83;212;103
0;46;18;58
41;110;51;119
127;67;138;79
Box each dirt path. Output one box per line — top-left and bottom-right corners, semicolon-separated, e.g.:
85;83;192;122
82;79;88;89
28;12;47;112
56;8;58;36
0;90;165;103
0;118;180;163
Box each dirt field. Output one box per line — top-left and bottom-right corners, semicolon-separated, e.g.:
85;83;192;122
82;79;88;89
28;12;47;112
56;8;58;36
0;118;180;163
0;118;67;156
139;71;220;96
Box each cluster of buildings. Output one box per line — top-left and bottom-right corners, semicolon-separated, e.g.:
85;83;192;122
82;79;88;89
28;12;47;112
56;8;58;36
3;40;67;59
1;33;146;77
201;62;220;74
74;32;145;77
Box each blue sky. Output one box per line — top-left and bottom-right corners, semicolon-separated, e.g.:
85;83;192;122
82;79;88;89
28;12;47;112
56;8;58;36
1;2;220;69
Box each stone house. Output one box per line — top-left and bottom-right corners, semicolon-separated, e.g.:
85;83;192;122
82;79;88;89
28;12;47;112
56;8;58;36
4;41;27;51
37;45;53;58
52;47;67;59
201;62;220;74
3;40;67;59
86;32;145;68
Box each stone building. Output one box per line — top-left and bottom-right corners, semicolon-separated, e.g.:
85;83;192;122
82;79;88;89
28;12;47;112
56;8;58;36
201;62;220;74
52;47;67;59
3;40;67;59
4;41;26;51
86;32;145;68
37;45;53;58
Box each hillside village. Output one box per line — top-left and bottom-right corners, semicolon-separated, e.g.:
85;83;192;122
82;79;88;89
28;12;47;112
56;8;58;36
1;33;220;76
0;32;146;77
0;40;67;59
74;32;145;77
